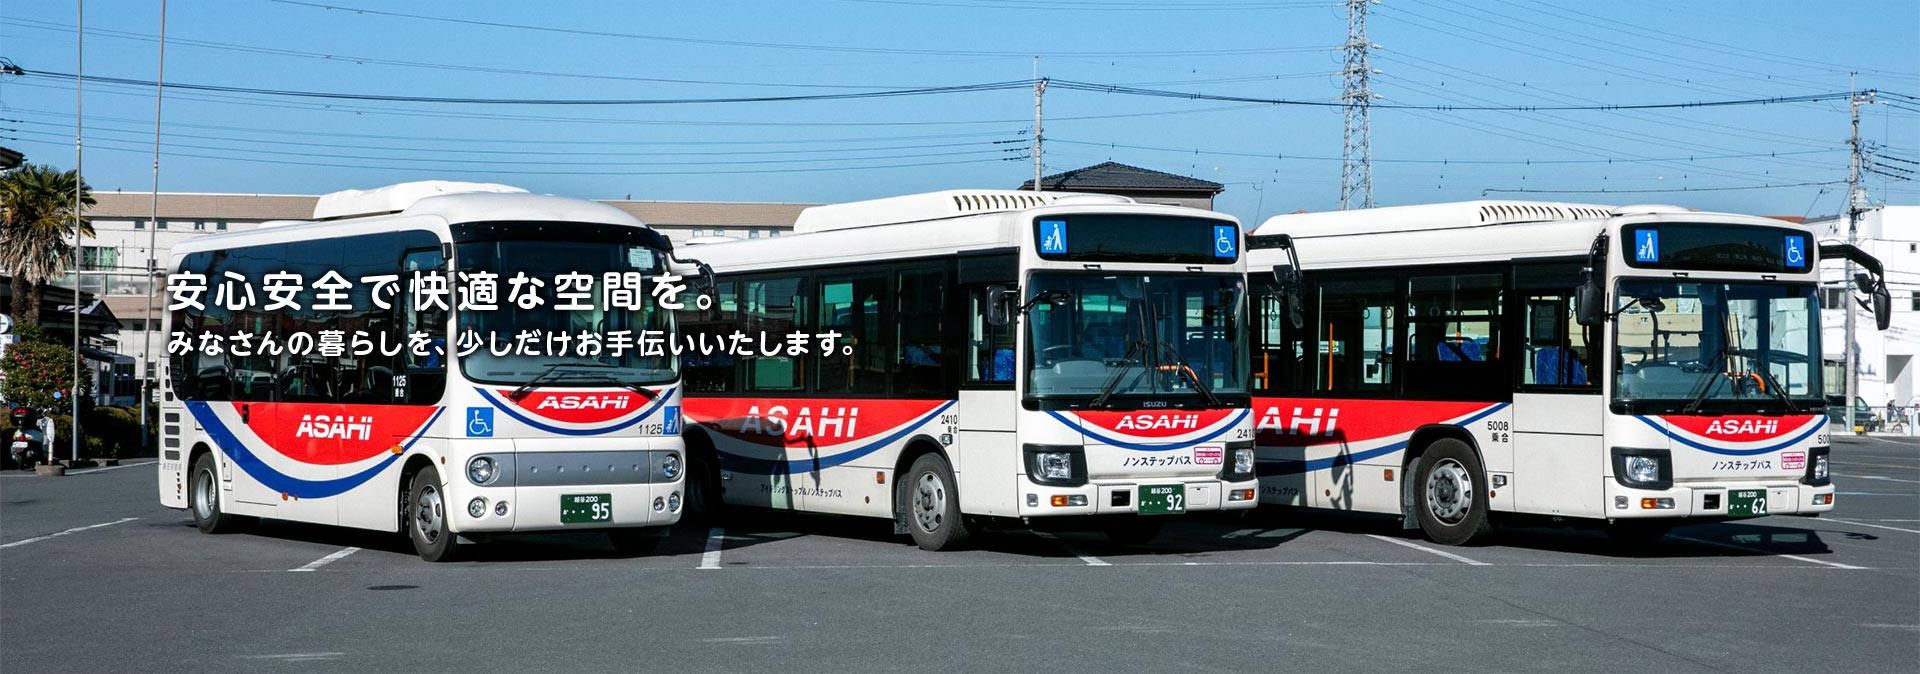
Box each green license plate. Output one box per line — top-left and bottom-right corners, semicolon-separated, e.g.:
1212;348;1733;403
1728;489;1768;517
561;493;613;524
1137;484;1187;515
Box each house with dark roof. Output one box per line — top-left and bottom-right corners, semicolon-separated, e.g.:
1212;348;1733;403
1017;162;1225;210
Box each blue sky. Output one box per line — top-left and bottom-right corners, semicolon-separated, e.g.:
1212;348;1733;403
3;0;1916;225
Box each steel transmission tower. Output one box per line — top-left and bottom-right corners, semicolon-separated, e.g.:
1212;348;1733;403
1341;0;1377;210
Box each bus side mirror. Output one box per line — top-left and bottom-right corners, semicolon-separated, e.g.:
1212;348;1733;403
1574;280;1605;327
1271;263;1299;290
986;284;1015;328
1861;272;1893;331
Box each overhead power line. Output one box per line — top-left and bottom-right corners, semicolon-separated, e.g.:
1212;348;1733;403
1482;180;1847;195
13;68;1875;111
17;69;1035;105
1049;138;1846;165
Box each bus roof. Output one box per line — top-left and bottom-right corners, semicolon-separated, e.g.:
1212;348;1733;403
1252;200;1617;239
793;189;1133;233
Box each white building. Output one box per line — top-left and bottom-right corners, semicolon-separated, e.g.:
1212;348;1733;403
1811;204;1920;408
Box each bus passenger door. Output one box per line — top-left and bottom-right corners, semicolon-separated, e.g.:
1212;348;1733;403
955;284;1020;517
1511;292;1604;518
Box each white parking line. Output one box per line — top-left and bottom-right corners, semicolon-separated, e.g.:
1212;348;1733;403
1671;535;1866;570
1850;474;1920;484
1364;534;1490;566
1034;531;1111;567
698;527;726;570
67;460;158;475
289;547;361;572
0;517;140;550
1823;518;1920;535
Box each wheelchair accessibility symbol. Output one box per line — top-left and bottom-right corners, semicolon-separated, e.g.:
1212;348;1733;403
466;407;494;437
1784;235;1806;269
1213;225;1238;259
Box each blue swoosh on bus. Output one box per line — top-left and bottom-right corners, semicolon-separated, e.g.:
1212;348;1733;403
185;402;443;499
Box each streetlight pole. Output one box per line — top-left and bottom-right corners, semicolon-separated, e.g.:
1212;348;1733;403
141;0;167;455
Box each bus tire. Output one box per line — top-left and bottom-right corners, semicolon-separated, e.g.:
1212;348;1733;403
1413;439;1493;546
406;466;461;562
683;453;723;524
1604;521;1672;546
902;453;971;551
189;453;237;534
1103;519;1165;545
607;528;663;556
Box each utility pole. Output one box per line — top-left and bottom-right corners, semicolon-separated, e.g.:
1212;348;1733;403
142;0;167;455
1032;75;1047;193
1340;0;1377;210
1843;77;1880;433
72;0;84;465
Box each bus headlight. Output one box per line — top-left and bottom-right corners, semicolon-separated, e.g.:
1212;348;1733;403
1624;456;1661;484
1023;444;1085;487
661;454;681;481
1036;453;1073;481
467;456;498;485
1802;447;1831;486
1611;448;1671;489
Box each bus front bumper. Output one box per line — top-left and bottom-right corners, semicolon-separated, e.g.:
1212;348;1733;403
1017;477;1260;517
445;449;686;534
1604;480;1835;520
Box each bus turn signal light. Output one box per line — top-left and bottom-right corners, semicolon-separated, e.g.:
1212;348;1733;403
1228;489;1255;502
1050;495;1087;507
1640;497;1674;510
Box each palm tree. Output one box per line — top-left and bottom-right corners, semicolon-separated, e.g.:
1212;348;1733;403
1;164;96;327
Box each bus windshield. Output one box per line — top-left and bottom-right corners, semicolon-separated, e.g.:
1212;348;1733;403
1612;279;1820;410
457;239;676;387
1026;272;1247;403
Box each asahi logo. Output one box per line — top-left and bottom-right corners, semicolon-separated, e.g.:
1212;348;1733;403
1256;406;1341;437
1114;413;1201;432
741;405;861;439
296;414;374;441
536;394;633;411
1705;419;1778;436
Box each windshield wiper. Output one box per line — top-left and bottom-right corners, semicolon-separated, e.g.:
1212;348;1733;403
1681;345;1731;415
1089;339;1147;409
508;362;613;401
1148;338;1220;407
1744;355;1801;414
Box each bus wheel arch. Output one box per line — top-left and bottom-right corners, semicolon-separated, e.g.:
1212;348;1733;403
891;437;953;537
186;443;237;534
1402;427;1493;546
396;454;438;531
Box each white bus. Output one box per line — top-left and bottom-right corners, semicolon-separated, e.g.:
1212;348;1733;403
679;190;1258;550
1246;201;1890;545
157;182;707;561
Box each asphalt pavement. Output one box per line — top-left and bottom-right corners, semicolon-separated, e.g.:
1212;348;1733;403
2;436;1915;673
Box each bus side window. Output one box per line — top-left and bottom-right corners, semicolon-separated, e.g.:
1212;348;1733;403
400;247;448;404
1403;273;1503;400
1310;278;1396;394
743;276;807;392
965;285;1015;385
679;280;737;393
816;272;888;395
895;268;949;396
1523;295;1597;390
